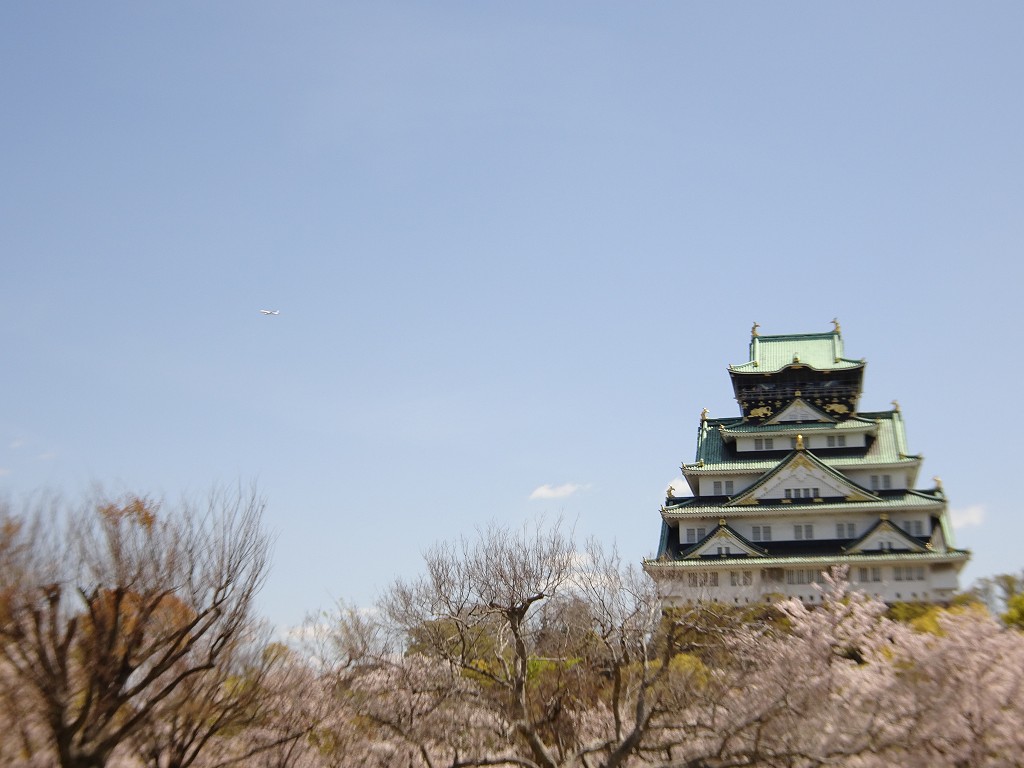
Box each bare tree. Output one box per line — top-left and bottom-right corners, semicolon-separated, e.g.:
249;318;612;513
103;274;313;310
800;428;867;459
315;520;696;768
239;519;1024;768
0;486;271;768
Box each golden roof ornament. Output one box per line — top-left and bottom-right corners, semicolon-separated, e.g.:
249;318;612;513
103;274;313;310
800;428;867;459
933;476;943;492
719;518;727;527
751;321;760;337
831;317;841;334
666;485;676;499
892;399;901;413
795;434;804;451
700;407;709;423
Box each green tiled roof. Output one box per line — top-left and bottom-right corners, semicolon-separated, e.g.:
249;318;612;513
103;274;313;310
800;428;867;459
730;331;864;374
690;411;915;471
662;490;945;519
719;416;877;435
642;549;970;570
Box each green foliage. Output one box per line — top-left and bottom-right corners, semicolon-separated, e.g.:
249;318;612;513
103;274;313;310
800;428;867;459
893;603;988;636
527;656;580;680
949;590;986;609
654;652;711;690
654;601;785;664
1002;593;1024;630
886;601;934;623
405;616;502;661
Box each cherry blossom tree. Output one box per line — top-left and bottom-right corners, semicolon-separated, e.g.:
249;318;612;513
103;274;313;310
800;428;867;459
313;548;1024;768
314;522;746;768
887;606;1024;768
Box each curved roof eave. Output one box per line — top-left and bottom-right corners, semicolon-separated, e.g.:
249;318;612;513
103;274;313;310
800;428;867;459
642;549;971;570
729;358;865;375
661;492;946;520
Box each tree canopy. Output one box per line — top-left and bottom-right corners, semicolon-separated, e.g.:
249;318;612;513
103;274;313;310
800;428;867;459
5;506;1024;768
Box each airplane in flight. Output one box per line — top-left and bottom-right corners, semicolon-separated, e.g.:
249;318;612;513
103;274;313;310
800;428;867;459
259;309;280;315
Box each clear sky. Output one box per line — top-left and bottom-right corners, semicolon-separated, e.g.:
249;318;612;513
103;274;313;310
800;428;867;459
3;3;1022;630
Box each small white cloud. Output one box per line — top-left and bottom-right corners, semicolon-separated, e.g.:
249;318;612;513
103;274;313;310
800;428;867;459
0;468;9;477
665;477;691;498
951;504;985;529
9;439;23;450
35;451;57;462
529;483;586;500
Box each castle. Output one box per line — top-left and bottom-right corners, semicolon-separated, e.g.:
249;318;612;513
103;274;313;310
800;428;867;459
643;322;969;605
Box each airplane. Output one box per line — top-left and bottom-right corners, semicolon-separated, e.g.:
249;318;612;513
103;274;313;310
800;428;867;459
259;309;280;315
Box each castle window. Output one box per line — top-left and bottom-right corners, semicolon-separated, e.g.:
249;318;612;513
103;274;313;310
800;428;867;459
752;525;771;542
689;572;719;588
858;567;877;582
870;474;892;491
730;570;753;586
686;527;707;544
712;480;733;495
785;569;824;585
785;487;820;500
754;438;774;450
894;566;924;582
836;522;856;538
827;435;847;448
794;524;814;540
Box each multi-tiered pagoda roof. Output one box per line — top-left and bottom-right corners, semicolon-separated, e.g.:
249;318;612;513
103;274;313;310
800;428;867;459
644;322;969;605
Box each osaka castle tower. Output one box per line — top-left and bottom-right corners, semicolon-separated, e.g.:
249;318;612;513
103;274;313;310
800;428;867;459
643;321;970;606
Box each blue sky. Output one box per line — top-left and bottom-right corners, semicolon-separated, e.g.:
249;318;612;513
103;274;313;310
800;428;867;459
3;3;1022;629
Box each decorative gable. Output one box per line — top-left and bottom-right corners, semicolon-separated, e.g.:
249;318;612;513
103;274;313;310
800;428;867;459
929;515;949;553
684;523;767;559
729;451;878;505
766;398;834;425
846;518;927;554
